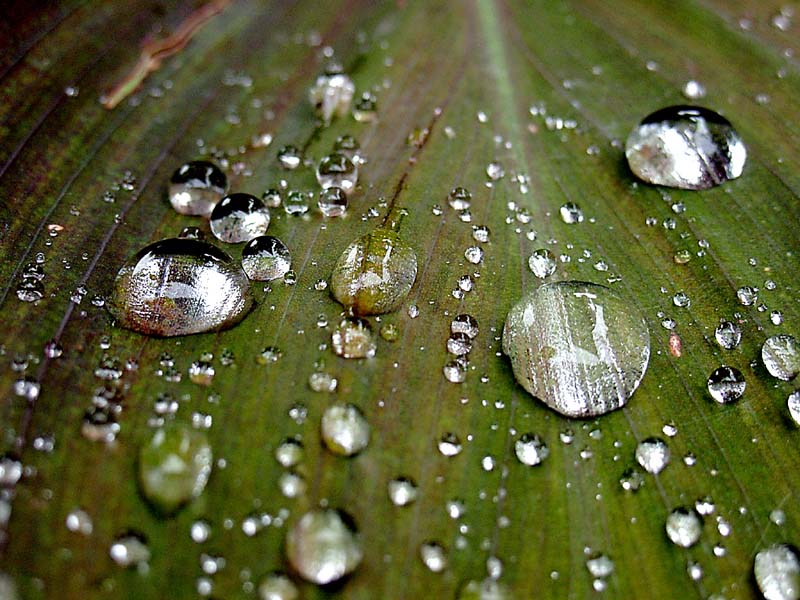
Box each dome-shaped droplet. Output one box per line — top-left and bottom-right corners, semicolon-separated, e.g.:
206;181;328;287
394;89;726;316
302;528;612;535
387;476;418;506
108;238;253;337
308;68;355;124
625;105;746;190
138;423;212;514
528;249;556;279
241;236;292;281
762;335;799;381
330;213;417;315
715;320;742;350
420;541;448;572
514;433;549;466
635;437;670;474
457;578;511;600
502;281;650;418
448;187;472;210
754;544;800;600
318;187;348;217
559;202;584;224
168;160;228;217
788;391;800;427
707;365;746;403
331;316;377;359
286;508;362;585
277;145;302;170
210;193;270;243
321;403;370;456
316;153;358;194
333;134;360;160
665;507;703;548
257;572;298;600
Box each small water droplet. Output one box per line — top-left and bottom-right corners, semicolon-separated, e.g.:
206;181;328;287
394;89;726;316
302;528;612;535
257;572;299;600
559;202;584;224
707;366;746;403
321;403;370;456
443;361;467;383
448;187;472;210
309;68;355;124
316;153;357;194
285;508;362;585
503;281;650;418
277;145;302;170
438;432;463;457
737;285;758;306
210;193;270;243
586;554;615;578
110;532;150;568
168;161;228;217
352;91;377;122
420;541;448;572
635;437;670;474
514;433;549;466
108;238;252;336
317;187;348;217
262;188;282;208
682;80;706;100
788;391;800;426
275;438;304;468
284;191;309;216
451;314;479;339
754;544;800;600
457;578;511;600
387;477;418;506
715;320;742;350
619;468;644;491
241;236;292;281
666;507;703;547
331;317;376;359
528;249;556;278
762;335;799;381
190;520;211;544
65;508;93;535
486;162;505;180
333;134;361;160
472;225;491;243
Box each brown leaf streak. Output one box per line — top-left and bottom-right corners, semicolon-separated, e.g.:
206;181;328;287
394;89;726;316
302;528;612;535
101;0;232;109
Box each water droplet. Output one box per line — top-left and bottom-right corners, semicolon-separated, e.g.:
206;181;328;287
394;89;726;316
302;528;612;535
108;238;253;336
448;187;472;210
257;572;299;600
241;236;292;281
262;188;282;208
279;471;307;498
559;202;584;224
0;455;22;486
352;91;377;122
138;423;212;514
16;277;44;302
275;438;304;468
309;69;355;124
168;160;228;217
316;153;358;194
762;335;799;381
210;193;270;243
635;437;670;474
284;191;309;216
321;403;370;456
188;361;215;386
447;333;472;356
620;468;644;491
277;145;302;170
586;554;615;578
317;187;348;217
737;285;758;306
665;508;703;547
673;291;691;308
464;246;484;265
457;578;511;600
472;225;491;243
486;162;505;180
443;361;467;383
330;213;417;315
65;508;93;535
331;317;376;359
190;520;211;543
707;366;746;403
451;314;479;339
682;80;707;100
754;544;800;600
715;321;742;350
625;105;746;189
503;281;650;418
438;432;463;456
388;477;418;506
285;508;362;585
528;249;556;278
420;541;448;572
110;532;150;568
788;391;800;426
514;433;549;466
333;134;361;160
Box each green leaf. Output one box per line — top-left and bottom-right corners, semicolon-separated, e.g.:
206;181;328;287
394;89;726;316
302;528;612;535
1;0;798;598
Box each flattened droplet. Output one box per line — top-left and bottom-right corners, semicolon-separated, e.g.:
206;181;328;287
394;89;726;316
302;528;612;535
286;508;362;585
330;213;417;315
210;193;270;243
762;335;800;381
502;281;650;418
108;238;253;337
754;544;800;600
168;160;228;217
138;423;212;515
625;105;746;190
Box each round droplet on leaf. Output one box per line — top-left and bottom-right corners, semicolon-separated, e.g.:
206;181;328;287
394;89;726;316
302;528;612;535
665;507;703;548
210;193;270;243
138;423;212;515
321;403;370;456
241;236;292;281
168;160;228;217
316;153;358;194
762;335;799;381
754;544;800;600
108;238;253;337
331;317;376;359
707;365;746;403
625;105;746;190
502;281;650;418
318;187;348;217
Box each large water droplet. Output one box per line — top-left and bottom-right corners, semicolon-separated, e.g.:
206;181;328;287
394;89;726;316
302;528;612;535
788;391;800;426
635;437;670;474
241;236;292;281
108;238;253;336
168;160;228;217
502;281;650;418
330;212;417;315
138;423;212;514
321;403;370;456
316;153;357;194
285;508;362;585
754;544;800;600
210;193;270;243
762;335;799;381
625;105;746;189
707;366;746;403
665;507;703;547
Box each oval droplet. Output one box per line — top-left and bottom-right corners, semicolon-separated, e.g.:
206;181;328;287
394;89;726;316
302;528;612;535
168;160;228;217
707;365;746;403
108;238;253;337
210;193;270;243
316;153;358;194
138;423;212;515
331;316;376;359
754;544;800;600
241;236;292;281
665;507;703;548
635;437;670;474
762;335;800;381
502;281;650;418
625;105;746;189
321;403;370;456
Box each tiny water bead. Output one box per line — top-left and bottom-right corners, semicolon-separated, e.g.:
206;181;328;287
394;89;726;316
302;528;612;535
241;236;292;281
110;532;150;568
438;432;463;457
707;366;746;403
138;423;212;515
503;281;650;418
387;477;418;506
277;145;302;170
762;335;799;381
352;91;377;122
330;210;417;315
465;246;484;265
318;187;348;217
257;572;299;600
457;578;511;600
108;238;253;336
753;544;800;600
635;437;670;474
275;438;304;468
559;202;584;224
316;153;358;194
420;541;448;572
331;316;376;359
737;285;758;306
168;160;228;217
715;320;742;350
209;193;270;243
514;433;549;466
284;191;310;216
528;249;556;279
665;508;703;548
321;403;370;456
448;187;472;210
625;105;746;189
262;188;282;208
285;509;362;585
308;67;355;124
